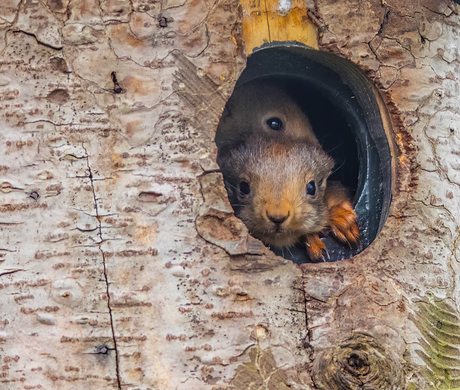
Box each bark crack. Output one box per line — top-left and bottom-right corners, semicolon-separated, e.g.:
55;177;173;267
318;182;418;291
81;142;122;390
447;233;458;296
377;6;391;36
2;0;23;28
300;286;318;389
421;119;460;189
161;0;187;12
186;24;210;59
0;269;24;277
367;4;391;59
409;197;458;249
263;0;272;43
11;29;63;50
311;0;334;41
422;4;452;17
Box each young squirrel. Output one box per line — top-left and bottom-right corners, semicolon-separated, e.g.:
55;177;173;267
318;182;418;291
215;80;320;149
216;80;360;261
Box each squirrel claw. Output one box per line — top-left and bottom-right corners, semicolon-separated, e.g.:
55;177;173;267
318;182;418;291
305;233;328;262
328;201;360;247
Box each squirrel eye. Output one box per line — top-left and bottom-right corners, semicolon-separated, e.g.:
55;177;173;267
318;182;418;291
266;117;283;131
238;181;251;195
306;180;316;196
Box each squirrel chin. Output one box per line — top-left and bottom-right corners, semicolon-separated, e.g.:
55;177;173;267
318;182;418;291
257;231;300;248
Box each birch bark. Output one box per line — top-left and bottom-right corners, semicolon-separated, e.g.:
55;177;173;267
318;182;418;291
0;0;459;389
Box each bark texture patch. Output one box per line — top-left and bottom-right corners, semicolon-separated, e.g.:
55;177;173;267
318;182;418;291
2;0;460;388
413;294;460;389
196;172;250;255
229;346;290;390
312;332;403;389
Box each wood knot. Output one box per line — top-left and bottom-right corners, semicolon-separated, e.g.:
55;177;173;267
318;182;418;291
346;352;369;375
312;332;403;390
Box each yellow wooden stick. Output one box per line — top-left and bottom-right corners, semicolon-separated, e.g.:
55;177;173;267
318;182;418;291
240;0;319;55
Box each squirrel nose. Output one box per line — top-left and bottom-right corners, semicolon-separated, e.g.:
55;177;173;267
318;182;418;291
267;211;289;224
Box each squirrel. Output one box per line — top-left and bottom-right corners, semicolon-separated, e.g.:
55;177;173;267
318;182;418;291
215;79;320;149
216;80;360;261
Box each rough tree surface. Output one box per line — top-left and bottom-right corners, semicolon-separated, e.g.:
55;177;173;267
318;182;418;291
0;0;459;389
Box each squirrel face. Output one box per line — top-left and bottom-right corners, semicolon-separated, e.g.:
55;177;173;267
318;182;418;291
218;136;334;248
216;80;360;259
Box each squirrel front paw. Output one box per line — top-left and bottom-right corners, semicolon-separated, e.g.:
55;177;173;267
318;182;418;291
328;200;360;247
305;233;328;262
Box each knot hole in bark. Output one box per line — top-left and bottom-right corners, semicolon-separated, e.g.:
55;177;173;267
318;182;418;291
312;332;403;390
346;351;369;376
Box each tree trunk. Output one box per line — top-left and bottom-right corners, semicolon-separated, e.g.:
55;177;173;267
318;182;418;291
0;0;459;389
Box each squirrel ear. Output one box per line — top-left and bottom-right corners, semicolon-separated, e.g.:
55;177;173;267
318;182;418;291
221;101;235;121
217;105;235;135
221;105;230;120
216;105;237;148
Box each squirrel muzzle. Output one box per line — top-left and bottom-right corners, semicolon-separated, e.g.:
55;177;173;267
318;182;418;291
264;202;292;226
260;201;301;247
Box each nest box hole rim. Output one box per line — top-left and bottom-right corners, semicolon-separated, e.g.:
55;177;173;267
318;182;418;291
218;44;392;263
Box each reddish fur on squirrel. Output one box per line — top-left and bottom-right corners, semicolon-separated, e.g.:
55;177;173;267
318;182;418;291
216;80;359;261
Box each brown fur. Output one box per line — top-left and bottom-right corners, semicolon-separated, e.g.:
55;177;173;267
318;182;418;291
216;81;360;261
215;79;320;149
218;135;334;250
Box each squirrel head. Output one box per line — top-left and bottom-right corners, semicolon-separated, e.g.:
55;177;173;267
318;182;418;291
215;80;320;149
217;135;334;248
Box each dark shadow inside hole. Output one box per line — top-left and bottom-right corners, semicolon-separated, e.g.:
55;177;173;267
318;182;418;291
233;77;362;264
217;77;363;264
216;45;391;264
269;76;360;202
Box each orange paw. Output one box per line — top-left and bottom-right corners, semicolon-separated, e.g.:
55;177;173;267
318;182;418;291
328;201;360;247
305;233;328;262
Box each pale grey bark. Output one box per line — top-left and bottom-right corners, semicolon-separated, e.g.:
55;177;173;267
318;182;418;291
0;0;459;389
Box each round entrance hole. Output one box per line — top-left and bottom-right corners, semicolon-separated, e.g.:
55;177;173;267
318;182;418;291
216;45;392;264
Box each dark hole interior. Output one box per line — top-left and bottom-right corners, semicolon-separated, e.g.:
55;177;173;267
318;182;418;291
272;76;360;202
216;45;392;264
